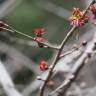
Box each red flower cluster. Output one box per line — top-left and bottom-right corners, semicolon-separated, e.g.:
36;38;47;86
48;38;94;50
34;28;45;37
69;8;88;27
39;60;48;71
90;3;96;19
33;28;45;43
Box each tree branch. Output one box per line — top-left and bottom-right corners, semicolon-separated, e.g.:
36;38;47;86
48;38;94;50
39;0;95;95
0;26;60;50
49;33;96;96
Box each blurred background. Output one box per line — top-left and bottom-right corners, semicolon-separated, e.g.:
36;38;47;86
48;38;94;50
0;0;96;96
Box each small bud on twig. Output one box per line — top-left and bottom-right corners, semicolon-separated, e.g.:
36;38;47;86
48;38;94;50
82;40;87;46
35;37;45;48
39;60;49;71
36;76;45;81
33;28;45;37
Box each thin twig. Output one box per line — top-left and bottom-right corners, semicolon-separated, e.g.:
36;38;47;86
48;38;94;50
60;41;89;58
60;49;76;58
59;44;83;59
0;26;60;50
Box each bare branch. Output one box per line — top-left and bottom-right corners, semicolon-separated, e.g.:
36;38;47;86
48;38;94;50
49;34;96;96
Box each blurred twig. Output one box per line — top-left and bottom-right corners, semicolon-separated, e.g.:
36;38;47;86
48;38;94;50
0;60;23;96
0;0;23;19
35;0;71;19
0;41;38;74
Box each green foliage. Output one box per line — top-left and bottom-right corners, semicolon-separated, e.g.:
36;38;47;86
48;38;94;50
7;1;48;37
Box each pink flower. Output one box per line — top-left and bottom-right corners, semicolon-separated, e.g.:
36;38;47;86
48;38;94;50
35;37;45;43
69;8;88;27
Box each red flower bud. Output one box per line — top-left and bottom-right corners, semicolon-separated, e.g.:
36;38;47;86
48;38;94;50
33;28;45;37
35;37;45;43
39;60;48;71
35;37;45;48
69;8;88;27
